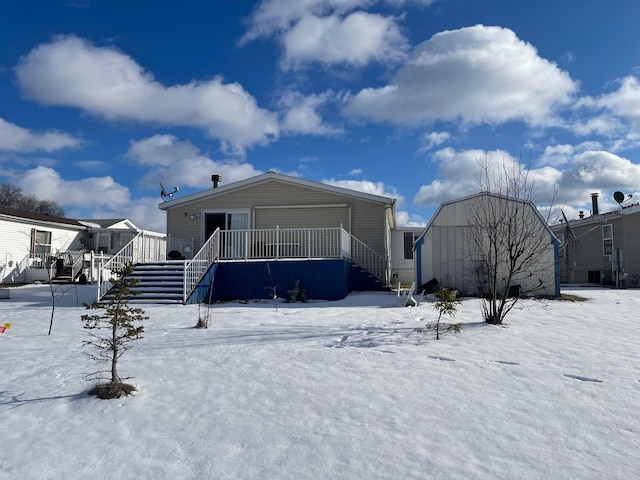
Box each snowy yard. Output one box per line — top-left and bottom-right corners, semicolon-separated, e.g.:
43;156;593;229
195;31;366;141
0;285;638;479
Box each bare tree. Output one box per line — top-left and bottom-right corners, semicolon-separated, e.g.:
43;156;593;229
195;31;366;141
0;182;65;216
0;183;23;208
468;158;558;324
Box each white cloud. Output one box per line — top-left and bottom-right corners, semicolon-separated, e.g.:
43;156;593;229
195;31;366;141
0;117;82;153
571;75;640;148
413;147;562;207
413;147;640;219
281;12;408;69
126;134;264;190
556;151;640;199
418;131;450;152
395;209;427;227
322;177;402;202
570;114;626;138
537;142;603;168
127;135;201;167
585;76;640;126
279;91;343;135
242;1;414;69
13;166;131;209
343;25;578;127
141;158;263;192
15;36;279;154
118;197;167;233
242;0;434;43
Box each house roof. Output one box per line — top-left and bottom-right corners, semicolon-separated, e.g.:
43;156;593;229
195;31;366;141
415;192;557;245
0;206;86;228
158;171;395;210
78;218;138;230
550;203;640;232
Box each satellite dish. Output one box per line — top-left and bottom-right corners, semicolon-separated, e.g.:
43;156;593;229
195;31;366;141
160;182;179;201
613;190;632;206
613;191;625;204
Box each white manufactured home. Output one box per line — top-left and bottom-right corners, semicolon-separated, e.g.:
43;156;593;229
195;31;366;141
0;207;86;283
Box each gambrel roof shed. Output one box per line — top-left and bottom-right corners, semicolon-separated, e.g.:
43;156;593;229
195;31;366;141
414;192;560;297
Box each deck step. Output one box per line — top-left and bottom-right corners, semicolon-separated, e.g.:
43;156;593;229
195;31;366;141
101;261;186;304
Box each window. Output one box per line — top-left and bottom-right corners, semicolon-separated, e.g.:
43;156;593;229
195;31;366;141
602;224;613;256
403;232;415;260
30;229;52;266
557;232;565;261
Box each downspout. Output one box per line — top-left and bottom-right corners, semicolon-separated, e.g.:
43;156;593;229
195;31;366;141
386;201;396;285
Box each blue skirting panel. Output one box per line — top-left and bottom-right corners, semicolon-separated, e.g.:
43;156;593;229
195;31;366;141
186;259;387;304
212;259;351;302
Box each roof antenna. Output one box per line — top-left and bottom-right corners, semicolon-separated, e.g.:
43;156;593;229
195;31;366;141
160;182;179;202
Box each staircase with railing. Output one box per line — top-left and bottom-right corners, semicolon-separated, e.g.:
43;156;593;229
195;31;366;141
97;232;168;302
183;228;220;303
346;233;389;286
50;250;86;284
97;226;389;304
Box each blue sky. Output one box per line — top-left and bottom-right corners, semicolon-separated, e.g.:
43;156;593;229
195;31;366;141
2;0;640;231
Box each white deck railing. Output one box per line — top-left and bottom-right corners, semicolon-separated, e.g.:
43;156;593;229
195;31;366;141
217;226;344;260
348;234;389;285
182;227;388;302
183;228;220;303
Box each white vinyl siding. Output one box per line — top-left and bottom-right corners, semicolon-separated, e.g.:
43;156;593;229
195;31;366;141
0;216;84;283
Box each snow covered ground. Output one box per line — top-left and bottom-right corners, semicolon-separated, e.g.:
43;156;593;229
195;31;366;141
0;284;638;479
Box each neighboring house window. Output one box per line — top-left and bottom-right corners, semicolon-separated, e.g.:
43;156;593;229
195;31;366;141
30;229;52;264
403;232;414;260
557;232;565;261
602;224;613;256
96;232;111;253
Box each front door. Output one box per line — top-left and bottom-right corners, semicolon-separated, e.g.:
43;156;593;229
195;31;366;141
205;213;225;241
204;211;249;258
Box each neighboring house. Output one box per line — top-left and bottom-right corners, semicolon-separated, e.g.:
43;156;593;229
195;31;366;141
158;171;397;301
78;218;167;283
79;218;141;255
79;218;166;256
390;226;424;285
0;209;166;285
551;199;640;288
414;193;560;297
0;207;86;283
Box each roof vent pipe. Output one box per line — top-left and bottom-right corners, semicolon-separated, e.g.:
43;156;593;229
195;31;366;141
591;193;599;215
212;174;222;188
